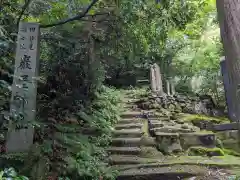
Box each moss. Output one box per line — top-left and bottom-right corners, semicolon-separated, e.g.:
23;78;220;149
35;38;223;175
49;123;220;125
223;148;240;157
179;113;229;123
222;139;240;153
216;138;224;149
188;146;225;157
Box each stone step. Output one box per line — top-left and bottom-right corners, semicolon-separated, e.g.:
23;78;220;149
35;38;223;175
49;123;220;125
117;118;143;125
151;127;195;133
111;137;142;147
148;121;164;128
155;132;180;138
107;147;141;155
116;164;208;180
121;111;143;119
113;129;143;138
155;132;182;153
115;123;142;130
108;155;154;165
179;132;216;149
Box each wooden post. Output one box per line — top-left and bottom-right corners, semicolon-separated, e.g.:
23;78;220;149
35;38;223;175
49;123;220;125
6;22;40;152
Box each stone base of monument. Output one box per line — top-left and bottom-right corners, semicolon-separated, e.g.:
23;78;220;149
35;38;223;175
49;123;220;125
5;127;34;153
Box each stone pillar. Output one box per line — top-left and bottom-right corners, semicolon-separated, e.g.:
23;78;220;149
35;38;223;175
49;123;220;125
150;65;157;92
6;22;40;152
166;80;170;95
170;79;175;95
220;56;235;121
153;63;163;96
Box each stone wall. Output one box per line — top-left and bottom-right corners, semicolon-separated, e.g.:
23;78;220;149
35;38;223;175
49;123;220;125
137;93;226;117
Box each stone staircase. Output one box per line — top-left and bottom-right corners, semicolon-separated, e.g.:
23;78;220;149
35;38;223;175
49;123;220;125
107;94;239;179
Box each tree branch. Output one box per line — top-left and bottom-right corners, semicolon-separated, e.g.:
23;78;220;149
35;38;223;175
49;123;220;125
40;0;99;28
17;0;32;27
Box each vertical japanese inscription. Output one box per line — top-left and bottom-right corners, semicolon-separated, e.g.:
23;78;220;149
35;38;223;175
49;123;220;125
6;22;40;152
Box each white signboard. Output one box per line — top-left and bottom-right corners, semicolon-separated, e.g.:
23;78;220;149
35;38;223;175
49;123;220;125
6;22;40;152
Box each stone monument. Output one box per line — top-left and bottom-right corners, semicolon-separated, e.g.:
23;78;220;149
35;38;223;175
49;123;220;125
6;22;40;152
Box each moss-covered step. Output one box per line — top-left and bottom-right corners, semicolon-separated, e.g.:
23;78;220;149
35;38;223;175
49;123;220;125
148;120;164;128
113;155;240;171
117;118;144;125
179;132;216;149
216;130;238;140
113;129;143;138
178;113;229;126
115;123;142;130
152;126;195;134
139;136;157;147
155;132;182;154
111;137;142;147
108;155;159;165
107;147;141;155
120;111;143;119
116;164;209;180
188;146;224;157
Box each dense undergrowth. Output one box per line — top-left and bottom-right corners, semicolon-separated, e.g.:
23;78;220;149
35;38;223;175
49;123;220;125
0;86;121;180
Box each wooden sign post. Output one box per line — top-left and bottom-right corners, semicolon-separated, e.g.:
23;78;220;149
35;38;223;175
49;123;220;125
6;22;40;152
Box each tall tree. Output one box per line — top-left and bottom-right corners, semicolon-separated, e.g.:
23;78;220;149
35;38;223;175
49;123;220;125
216;0;240;121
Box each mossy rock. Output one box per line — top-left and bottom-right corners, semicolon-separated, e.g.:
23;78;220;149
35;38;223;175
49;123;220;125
140;146;163;158
188;146;224;157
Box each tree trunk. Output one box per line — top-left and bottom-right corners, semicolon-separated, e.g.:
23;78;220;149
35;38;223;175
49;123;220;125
216;0;240;121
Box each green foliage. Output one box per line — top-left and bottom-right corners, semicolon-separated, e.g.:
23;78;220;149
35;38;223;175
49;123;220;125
0;0;228;179
0;167;28;180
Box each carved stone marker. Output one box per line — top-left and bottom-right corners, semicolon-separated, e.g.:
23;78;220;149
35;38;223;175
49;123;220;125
220;57;235;121
169;79;175;96
150;65;157;92
6;22;40;152
153;63;163;96
166;80;170;95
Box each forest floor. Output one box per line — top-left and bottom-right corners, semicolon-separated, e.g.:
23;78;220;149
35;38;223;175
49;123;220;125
107;89;240;180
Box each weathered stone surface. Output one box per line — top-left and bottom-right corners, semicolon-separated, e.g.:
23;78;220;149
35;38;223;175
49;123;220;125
152;127;195;133
116;165;208;180
140;146;163;157
115;123;142;130
140;136;157;147
188;146;224;157
121;111;142;119
211;122;238;131
107;147;141;155
155;132;182;153
113;129;143;138
111;137;142;147
117;118;143;124
179;133;216;149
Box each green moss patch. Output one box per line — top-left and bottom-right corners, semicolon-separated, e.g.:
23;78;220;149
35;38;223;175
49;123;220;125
223;148;240;157
188;146;224;157
179;114;229;123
